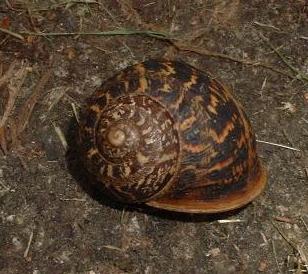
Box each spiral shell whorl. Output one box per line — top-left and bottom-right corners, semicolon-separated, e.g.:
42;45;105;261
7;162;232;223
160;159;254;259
94;95;180;202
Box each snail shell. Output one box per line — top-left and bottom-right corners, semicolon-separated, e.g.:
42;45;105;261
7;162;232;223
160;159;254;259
79;59;267;213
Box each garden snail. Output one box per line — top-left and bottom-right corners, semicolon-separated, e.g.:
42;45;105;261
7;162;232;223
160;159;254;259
79;59;267;213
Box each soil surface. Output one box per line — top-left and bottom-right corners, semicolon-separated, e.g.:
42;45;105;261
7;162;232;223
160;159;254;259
0;1;307;274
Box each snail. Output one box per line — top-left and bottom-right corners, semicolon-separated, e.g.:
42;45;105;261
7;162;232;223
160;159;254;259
79;59;267;213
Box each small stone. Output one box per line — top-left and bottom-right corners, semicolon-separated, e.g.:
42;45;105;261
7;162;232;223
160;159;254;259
90;75;103;88
258;260;267;272
278;102;297;113
127;216;141;235
207;247;221;257
6;215;15;222
12;237;23;250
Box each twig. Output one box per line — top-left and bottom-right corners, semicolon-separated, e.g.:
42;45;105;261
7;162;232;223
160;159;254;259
102;245;124;252
71;103;80;124
253;21;281;32
217;219;244;224
259;77;267;97
305;168;308;181
62;0;100;5
0;27;24;41
273;216;296;224
18;29;169;40
256;140;300;152
260;232;269;246
53;124;68;151
23;231;34;258
59;197;86;201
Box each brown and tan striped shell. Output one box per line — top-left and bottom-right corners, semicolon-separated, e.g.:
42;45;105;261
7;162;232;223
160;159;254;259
79;59;267;213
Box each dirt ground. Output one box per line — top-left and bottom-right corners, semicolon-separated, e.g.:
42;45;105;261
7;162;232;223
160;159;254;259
0;1;307;273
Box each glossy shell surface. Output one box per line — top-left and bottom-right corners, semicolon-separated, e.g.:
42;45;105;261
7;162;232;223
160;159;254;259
79;59;267;213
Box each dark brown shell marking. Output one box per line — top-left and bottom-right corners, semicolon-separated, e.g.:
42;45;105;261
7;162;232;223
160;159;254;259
79;59;267;213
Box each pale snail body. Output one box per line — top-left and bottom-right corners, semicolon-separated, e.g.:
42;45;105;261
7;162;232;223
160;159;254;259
79;59;267;213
